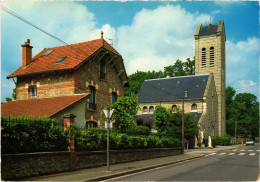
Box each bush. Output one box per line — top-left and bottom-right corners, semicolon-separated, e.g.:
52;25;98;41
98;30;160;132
203;136;231;148
125;125;150;136
1;115;68;154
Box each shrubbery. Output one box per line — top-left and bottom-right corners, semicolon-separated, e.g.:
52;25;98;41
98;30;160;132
1;116;68;154
203;136;231;147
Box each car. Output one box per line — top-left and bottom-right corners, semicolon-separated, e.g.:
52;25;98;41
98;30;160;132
245;139;254;146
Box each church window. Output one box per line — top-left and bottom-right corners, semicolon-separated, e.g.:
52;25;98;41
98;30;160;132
172;105;177;112
210;47;214;65
143;106;148;113
201;48;206;66
191;104;197;111
149;106;154;113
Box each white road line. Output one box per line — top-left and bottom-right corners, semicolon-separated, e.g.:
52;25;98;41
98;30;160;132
248;150;253;151
240;149;245;151
233;149;237;151
257;150;260;152
238;153;245;155
228;153;235;155
218;153;226;155
209;153;216;155
249;153;256;156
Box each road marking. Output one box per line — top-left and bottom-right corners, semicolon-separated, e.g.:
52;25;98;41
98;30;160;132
240;149;245;151
249;153;256;156
209;153;216;155
257;150;260;152
248;150;253;151
238;153;245;155
218;153;226;155
228;153;235;155
233;149;237;151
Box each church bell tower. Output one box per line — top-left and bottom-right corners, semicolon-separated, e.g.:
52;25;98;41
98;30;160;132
194;20;226;136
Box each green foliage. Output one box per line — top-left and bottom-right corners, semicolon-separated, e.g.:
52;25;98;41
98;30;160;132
125;58;195;96
74;128;107;151
108;96;139;132
5;97;12;102
226;86;259;138
153;106;173;135
204;136;231;148
1;115;68;154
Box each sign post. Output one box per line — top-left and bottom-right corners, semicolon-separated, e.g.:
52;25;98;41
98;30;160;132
103;108;114;171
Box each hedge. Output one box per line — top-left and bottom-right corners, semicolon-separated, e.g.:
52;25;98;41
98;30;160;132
1;116;69;154
203;136;232;148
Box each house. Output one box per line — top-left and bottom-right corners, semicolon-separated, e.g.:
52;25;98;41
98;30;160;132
136;20;226;136
2;31;128;128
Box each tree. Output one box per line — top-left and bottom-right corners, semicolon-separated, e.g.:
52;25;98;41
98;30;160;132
153;106;198;139
226;86;259;139
108;96;139;132
4;86;17;102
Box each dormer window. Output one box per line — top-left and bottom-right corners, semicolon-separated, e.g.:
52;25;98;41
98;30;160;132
28;86;37;97
42;50;53;56
99;58;106;79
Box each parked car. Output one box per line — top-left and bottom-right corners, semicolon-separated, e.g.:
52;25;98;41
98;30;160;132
245;139;254;146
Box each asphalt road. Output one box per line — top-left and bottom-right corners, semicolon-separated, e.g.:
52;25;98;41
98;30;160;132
107;144;260;181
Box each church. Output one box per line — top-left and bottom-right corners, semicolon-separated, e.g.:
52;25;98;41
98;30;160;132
136;20;226;137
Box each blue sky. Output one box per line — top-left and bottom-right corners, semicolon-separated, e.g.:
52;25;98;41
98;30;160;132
1;1;259;101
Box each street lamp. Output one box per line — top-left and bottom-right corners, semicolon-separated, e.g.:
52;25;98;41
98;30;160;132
182;91;188;154
103;108;114;171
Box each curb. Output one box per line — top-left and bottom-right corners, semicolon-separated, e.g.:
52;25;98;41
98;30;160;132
85;154;205;181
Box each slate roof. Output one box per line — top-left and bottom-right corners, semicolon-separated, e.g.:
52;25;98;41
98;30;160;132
7;38;121;78
199;24;219;37
138;74;209;103
1;94;89;118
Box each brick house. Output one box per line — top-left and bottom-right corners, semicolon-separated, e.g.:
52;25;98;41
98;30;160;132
2;32;128;128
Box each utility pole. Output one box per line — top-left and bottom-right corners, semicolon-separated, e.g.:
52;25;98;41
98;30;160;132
235;120;237;144
182;91;187;154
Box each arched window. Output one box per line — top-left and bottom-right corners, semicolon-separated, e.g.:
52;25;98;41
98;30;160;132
99;58;106;79
143;106;148;113
210;46;214;65
191;104;197;111
201;48;206;66
172;105;177;112
86;121;97;129
149;106;154;113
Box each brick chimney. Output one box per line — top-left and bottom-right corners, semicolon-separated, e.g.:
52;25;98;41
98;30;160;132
21;39;33;67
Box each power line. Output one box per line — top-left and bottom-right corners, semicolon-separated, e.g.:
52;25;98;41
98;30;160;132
235;84;259;91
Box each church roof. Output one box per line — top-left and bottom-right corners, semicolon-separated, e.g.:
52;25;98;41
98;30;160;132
199;24;219;37
138;74;209;103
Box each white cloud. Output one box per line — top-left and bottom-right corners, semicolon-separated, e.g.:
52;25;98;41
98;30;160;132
115;5;210;74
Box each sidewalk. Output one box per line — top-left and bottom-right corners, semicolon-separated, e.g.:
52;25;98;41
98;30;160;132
27;153;204;181
27;144;244;181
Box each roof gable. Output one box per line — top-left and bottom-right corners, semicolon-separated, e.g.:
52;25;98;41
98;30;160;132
1;94;89;118
199;24;219;37
8;38;121;78
138;74;209;103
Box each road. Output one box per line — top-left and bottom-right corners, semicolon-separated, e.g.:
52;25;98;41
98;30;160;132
107;144;260;181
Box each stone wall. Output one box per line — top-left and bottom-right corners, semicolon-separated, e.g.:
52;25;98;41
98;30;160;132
1;148;181;181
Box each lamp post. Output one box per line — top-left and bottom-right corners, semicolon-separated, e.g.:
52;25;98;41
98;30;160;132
182;91;187;154
103;108;114;171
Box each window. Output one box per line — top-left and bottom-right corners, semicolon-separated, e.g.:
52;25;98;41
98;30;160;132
111;92;117;103
149;106;154;113
201;48;206;66
210;47;214;65
86;121;97;129
28;86;37;97
172;105;177;112
55;56;67;64
88;86;96;110
99;59;106;79
191;104;197;111
42;50;53;56
143;106;148;113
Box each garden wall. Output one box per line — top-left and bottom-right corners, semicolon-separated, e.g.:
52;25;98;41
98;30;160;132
1;148;181;180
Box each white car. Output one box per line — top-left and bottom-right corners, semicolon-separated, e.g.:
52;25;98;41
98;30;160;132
245;139;254;146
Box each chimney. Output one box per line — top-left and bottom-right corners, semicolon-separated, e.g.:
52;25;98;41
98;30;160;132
21;39;33;67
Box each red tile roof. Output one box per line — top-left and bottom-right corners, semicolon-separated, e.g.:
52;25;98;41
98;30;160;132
8;39;121;78
1;94;89;118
